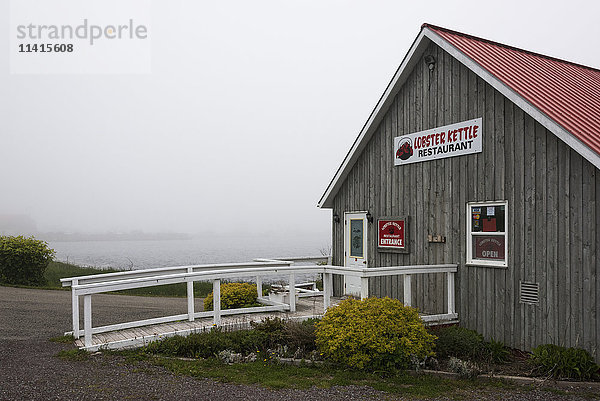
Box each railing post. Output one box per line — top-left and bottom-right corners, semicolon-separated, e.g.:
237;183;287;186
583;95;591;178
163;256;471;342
289;273;296;312
213;279;221;326
187;267;194;322
447;271;455;314
323;272;331;312
360;275;369;300
403;275;411;307
72;279;79;339
84;294;92;347
256;275;263;299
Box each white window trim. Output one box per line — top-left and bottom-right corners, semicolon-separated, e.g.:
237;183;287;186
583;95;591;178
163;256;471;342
466;200;508;268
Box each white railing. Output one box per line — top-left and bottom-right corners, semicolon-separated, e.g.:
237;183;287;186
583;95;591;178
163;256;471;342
63;259;457;348
60;260;297;343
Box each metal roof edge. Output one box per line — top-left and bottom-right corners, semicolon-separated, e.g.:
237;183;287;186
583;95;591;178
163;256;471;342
422;23;600;73
317;28;431;209
318;25;600;210
424;28;600;171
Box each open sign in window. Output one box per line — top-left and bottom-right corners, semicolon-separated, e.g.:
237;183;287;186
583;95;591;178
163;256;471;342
467;201;508;267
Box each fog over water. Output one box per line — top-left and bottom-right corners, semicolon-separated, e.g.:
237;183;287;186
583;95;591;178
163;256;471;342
48;235;330;270
1;1;598;254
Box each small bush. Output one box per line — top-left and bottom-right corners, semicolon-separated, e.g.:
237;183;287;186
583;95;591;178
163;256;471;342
0;235;55;286
315;297;436;370
145;329;268;359
485;338;511;364
251;317;287;348
432;325;485;361
204;283;258;311
249;317;317;354
284;319;317;353
447;357;481;379
531;344;599;381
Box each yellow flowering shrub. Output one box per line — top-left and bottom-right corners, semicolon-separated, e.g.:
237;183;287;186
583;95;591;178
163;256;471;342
204;282;258;311
315;297;436;370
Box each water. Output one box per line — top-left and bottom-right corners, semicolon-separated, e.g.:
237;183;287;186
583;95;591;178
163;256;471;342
49;234;331;271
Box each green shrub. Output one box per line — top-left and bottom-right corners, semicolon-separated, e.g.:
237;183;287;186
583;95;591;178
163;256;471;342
447;357;481;379
315;297;436;370
0;235;55;286
145;329;268;359
485;338;511;363
531;344;599;380
432;325;485;361
145;318;318;361
284;319;318;353
204;282;258;311
251;317;287;348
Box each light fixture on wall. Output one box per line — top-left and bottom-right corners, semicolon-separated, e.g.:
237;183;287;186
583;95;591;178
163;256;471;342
366;212;373;223
424;55;436;71
424;55;436;90
333;214;340;224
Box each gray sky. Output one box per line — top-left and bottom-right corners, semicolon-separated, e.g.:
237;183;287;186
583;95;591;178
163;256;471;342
1;0;599;236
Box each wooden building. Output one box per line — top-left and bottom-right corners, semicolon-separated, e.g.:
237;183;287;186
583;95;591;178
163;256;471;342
318;24;600;358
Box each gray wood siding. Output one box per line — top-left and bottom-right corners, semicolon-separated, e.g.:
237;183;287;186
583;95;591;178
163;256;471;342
331;41;600;358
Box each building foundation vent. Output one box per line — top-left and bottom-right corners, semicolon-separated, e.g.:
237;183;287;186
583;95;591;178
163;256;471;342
519;281;539;304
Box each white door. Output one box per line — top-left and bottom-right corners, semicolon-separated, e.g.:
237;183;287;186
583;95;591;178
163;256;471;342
344;212;368;296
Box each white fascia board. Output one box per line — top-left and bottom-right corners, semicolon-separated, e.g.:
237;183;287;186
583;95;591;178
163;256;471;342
423;28;600;171
317;30;432;209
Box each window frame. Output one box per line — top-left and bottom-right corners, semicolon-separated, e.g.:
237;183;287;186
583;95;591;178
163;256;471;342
349;218;365;259
466;200;508;268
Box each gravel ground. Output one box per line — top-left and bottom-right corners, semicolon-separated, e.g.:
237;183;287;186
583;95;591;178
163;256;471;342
0;286;596;400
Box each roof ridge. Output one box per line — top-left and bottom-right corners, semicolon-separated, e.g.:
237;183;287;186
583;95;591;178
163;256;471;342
421;23;600;73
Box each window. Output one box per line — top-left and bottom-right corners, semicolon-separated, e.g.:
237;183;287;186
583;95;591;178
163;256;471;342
349;219;364;258
466;201;508;267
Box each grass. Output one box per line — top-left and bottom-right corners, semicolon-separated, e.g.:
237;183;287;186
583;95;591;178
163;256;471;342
56;348;90;361
4;261;272;299
113;350;600;399
7;260;215;298
138;355;505;397
49;334;75;343
44;261;120;287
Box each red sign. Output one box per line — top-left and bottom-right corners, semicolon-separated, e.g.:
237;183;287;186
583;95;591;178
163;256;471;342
378;219;405;249
473;236;505;260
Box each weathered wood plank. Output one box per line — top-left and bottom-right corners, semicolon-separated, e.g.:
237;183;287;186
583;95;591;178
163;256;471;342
503;98;515;345
523;114;536;350
596;171;600;355
475;76;487;336
534;122;547;349
368;113;378;296
465;62;479;331
512;106;525;350
557;142;571;346
545;127;559;346
424;46;435;313
582;161;595;352
458;60;469;324
570;150;583;348
384;111;393;297
494;88;506;342
394;92;403;297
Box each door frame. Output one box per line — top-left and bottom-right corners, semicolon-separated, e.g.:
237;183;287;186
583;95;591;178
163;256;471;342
343;211;368;296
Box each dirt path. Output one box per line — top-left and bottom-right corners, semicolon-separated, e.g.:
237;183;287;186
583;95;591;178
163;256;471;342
0;286;592;400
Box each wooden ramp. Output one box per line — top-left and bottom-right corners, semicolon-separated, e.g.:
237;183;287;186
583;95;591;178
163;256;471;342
74;296;458;352
75;297;329;352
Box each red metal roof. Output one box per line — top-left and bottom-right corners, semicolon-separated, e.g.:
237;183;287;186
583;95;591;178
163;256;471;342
424;24;600;157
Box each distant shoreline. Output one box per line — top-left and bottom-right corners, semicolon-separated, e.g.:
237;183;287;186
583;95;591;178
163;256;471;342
38;232;193;242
